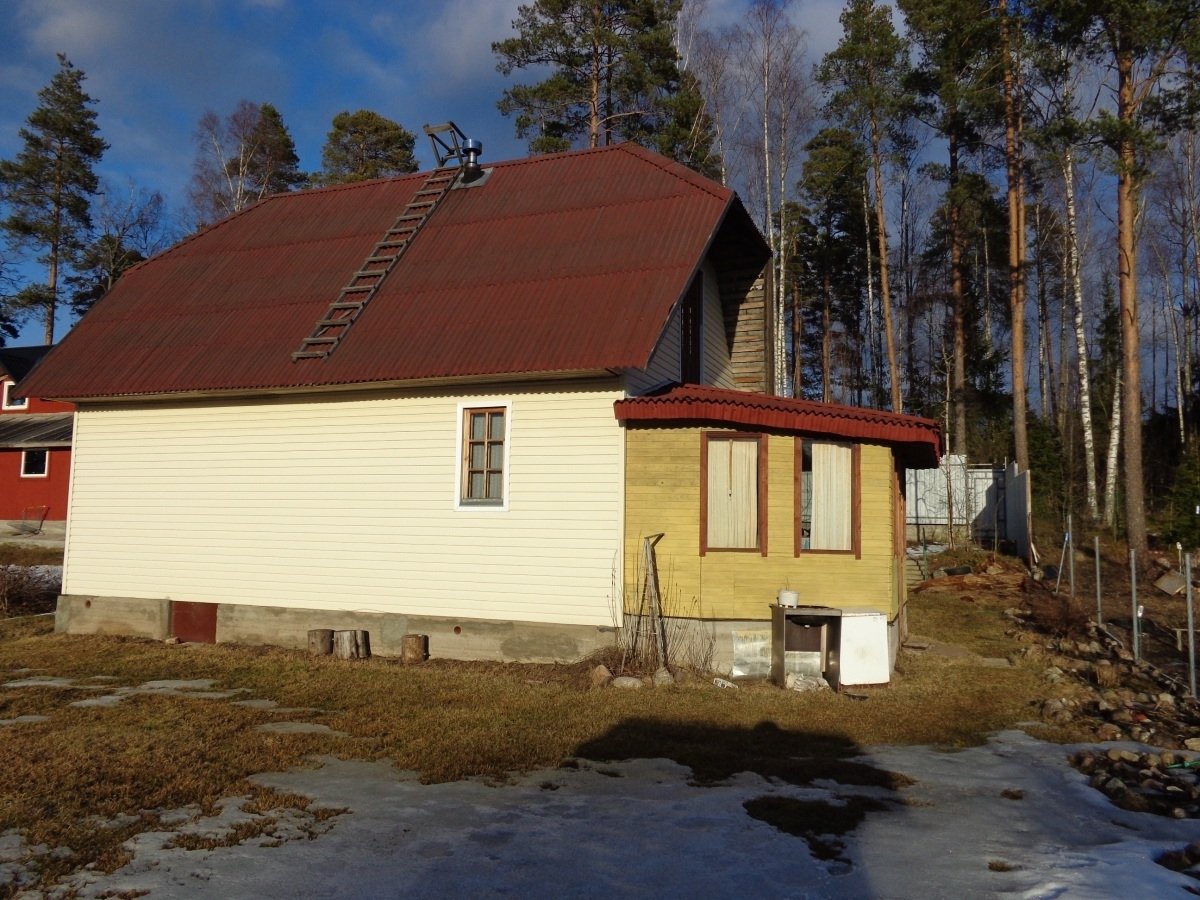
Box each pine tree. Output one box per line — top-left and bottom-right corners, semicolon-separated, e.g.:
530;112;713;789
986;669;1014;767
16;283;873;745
819;0;912;413
0;54;107;344
896;0;999;455
316;110;418;185
493;0;700;162
792;128;870;404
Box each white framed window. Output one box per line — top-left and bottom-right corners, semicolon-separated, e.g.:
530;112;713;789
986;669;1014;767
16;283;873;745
2;380;28;410
455;401;511;510
21;449;49;478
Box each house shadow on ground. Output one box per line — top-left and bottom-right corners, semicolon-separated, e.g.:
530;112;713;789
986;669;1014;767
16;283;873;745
571;718;912;869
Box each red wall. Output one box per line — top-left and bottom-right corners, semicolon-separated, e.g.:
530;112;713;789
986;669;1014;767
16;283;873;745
0;446;71;520
1;383;74;522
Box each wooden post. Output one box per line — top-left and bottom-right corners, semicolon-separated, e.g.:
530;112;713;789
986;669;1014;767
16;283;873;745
333;630;371;659
307;629;334;655
401;633;429;664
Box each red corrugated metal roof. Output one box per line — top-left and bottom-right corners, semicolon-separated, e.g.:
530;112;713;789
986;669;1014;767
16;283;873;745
20;143;766;401
614;384;942;469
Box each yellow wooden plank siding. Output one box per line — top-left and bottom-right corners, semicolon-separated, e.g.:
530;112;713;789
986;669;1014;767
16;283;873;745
64;380;625;627
624;427;897;622
701;262;735;388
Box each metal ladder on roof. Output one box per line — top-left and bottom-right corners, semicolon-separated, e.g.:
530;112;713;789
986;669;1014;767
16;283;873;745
291;166;461;361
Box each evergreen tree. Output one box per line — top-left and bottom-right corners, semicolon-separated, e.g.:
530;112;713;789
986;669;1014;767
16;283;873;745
818;0;913;412
493;0;703;165
0;54;107;344
316;110;418;185
792;128;870;403
896;0;999;455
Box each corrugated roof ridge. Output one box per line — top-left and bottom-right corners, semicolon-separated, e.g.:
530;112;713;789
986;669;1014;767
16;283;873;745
613;143;732;202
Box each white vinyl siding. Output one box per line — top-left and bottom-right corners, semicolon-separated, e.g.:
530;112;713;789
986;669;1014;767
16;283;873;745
701;262;734;388
64;381;625;627
625;301;682;396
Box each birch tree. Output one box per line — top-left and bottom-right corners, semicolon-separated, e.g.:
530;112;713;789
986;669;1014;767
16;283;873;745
1033;0;1200;555
729;0;810;395
187;101;304;229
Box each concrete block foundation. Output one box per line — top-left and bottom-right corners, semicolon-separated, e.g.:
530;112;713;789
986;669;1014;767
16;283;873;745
54;595;618;664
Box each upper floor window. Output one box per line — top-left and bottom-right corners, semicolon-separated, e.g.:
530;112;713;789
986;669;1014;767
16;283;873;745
797;439;859;555
458;405;508;508
2;380;28;410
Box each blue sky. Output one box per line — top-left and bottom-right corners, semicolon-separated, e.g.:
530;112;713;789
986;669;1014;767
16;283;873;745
1;0;841;345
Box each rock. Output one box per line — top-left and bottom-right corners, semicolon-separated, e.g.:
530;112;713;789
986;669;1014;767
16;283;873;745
652;667;674;687
1041;699;1074;725
1185;840;1200;864
590;664;613;688
610;676;643;689
1185;738;1200;752
784;672;831;692
1104;777;1127;794
1095;723;1123;742
1156;692;1176;710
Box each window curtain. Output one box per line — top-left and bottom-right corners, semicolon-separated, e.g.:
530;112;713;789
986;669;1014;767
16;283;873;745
708;439;757;549
810;441;851;550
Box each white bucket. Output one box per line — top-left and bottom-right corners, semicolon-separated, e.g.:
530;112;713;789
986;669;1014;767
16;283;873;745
778;589;799;608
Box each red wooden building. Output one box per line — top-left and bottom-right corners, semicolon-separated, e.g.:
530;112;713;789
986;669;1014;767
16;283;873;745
0;346;73;530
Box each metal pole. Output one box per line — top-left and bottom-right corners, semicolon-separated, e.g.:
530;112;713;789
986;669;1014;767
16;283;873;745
1186;552;1196;699
1130;549;1140;663
1095;536;1103;626
1067;514;1075;598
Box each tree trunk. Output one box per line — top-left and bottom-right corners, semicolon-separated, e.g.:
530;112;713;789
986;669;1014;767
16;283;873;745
869;109;902;412
401;633;429;664
1103;370;1122;529
333;629;371;660
1002;3;1028;472
307;629;334;656
1063;148;1099;520
822;263;833;403
948;127;968;455
1117;44;1147;556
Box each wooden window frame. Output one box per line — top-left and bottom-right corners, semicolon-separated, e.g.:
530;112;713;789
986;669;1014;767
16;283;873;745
2;380;27;410
700;431;768;556
794;438;860;558
455;403;510;511
21;448;49;479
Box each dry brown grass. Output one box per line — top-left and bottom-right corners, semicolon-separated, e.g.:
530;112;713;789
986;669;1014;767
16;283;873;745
0;543;64;567
0;582;1059;894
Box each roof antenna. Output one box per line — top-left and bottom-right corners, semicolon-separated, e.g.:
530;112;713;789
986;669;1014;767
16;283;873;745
423;121;484;183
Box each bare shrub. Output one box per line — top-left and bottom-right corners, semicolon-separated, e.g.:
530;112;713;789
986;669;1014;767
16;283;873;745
0;565;60;617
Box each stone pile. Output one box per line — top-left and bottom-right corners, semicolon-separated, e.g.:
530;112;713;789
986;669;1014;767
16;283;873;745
1071;747;1200;819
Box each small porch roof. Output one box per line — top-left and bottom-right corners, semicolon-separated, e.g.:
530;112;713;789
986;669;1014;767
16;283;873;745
614;384;941;469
